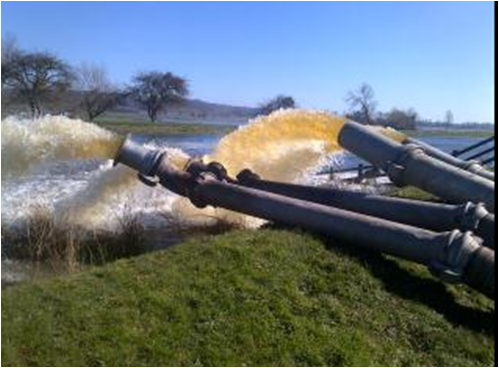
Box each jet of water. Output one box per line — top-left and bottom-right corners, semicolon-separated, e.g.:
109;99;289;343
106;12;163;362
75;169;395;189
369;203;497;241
1;115;123;179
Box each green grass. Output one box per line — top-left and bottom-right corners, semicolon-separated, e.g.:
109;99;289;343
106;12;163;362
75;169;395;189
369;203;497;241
403;129;494;138
2;229;494;366
389;186;439;202
94;119;236;136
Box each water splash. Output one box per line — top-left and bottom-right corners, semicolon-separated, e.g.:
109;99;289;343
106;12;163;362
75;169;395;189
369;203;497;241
168;110;346;227
60;145;190;228
1;115;123;179
2;110;406;232
206;109;347;182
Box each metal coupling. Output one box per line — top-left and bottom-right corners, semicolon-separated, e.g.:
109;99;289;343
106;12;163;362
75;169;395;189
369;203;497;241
385;144;425;186
461;159;483;172
456;202;489;232
184;160;232;208
236;169;261;184
428;230;482;284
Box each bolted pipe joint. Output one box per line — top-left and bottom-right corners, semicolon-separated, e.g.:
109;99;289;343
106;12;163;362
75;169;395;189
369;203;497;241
454;202;495;249
457;202;489;233
462;246;495;299
383;142;484;190
429;230;495;299
114;138;495;299
429;230;481;284
236;168;262;184
384;144;425;186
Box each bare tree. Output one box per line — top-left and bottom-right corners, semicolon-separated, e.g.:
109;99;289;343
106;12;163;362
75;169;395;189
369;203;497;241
2;51;74;117
75;64;120;121
129;71;188;122
380;108;418;130
259;95;296;115
345;83;377;124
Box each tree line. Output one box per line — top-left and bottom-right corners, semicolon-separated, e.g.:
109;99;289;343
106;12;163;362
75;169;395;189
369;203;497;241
345;83;419;130
1;37;188;122
2;36;452;130
1;36;297;122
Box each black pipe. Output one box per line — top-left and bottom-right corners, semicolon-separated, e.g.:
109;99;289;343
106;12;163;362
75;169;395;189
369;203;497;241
481;157;495;166
464;146;495;162
339;122;496;211
114;139;495;299
181;171;494;299
402;137;494;182
235;170;495;249
452;136;495;157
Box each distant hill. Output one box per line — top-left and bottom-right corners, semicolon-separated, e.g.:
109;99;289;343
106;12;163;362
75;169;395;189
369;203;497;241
1;90;260;125
112;96;260;125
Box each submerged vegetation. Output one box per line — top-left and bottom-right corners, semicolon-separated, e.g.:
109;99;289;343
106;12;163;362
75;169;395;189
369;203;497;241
2;203;146;274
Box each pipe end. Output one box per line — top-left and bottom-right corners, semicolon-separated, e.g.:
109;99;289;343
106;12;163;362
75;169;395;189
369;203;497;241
114;135;165;176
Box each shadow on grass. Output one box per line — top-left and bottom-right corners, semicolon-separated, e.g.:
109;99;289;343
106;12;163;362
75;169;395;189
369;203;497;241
266;222;494;337
325;238;495;338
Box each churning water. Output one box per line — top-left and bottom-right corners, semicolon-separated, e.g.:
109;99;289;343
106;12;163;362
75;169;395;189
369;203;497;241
2;115;123;179
2;108;415;274
206;110;347;181
1;110;485;285
1;110;353;234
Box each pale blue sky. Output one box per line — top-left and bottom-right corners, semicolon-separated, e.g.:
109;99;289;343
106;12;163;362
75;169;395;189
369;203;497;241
1;1;495;122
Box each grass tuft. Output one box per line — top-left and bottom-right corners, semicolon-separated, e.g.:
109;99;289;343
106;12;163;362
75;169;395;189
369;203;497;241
2;203;147;274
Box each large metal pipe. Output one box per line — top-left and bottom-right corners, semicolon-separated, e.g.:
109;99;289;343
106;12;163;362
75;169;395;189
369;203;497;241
338;121;496;211
114;141;495;299
114;135;165;176
402;137;495;182
235;170;495;249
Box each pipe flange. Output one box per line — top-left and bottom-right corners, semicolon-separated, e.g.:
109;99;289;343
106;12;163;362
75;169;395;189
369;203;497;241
428;230;482;284
185;160;209;178
206;161;230;182
188;172;218;208
385;144;425;186
461;159;482;172
457;202;489;232
236;169;261;184
401;143;426;160
385;162;406;186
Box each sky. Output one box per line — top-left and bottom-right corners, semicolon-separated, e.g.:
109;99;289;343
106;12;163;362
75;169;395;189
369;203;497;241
1;1;495;123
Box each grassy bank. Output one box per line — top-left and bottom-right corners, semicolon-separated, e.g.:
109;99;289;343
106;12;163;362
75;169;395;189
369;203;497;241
95;120;236;136
97;123;494;139
404;129;494;138
2;229;494;366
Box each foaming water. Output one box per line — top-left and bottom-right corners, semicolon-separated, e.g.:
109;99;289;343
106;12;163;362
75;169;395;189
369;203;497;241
207;110;347;182
2;111;409;232
178;109;407;226
60;145;190;228
1;115;123;179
